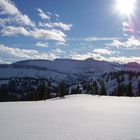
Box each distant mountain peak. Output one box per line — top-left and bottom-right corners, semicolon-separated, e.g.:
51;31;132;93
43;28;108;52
124;62;140;67
84;58;95;61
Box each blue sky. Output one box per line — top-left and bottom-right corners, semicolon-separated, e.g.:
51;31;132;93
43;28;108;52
0;0;140;63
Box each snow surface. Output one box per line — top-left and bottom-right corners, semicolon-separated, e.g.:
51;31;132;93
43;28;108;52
0;94;140;140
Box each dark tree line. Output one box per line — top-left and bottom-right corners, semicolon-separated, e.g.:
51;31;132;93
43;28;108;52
0;77;71;102
0;71;140;101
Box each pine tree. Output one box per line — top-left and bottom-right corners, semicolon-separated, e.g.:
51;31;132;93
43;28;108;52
86;83;91;94
128;73;132;81
45;84;50;99
44;84;49;100
59;81;65;98
100;81;107;95
121;84;126;95
126;82;133;97
0;85;9;101
39;85;44;100
116;84;124;96
90;84;93;95
93;81;98;95
38;83;49;100
76;84;81;94
121;75;125;82
117;77;121;84
138;81;140;96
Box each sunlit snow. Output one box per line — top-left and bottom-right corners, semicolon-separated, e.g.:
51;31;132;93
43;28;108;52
0;94;140;140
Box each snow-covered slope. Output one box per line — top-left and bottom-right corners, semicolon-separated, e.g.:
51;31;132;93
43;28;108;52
0;59;140;83
0;59;119;79
1;94;140;140
12;58;117;75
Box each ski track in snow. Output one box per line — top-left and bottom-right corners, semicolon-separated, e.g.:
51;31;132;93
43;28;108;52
0;94;140;140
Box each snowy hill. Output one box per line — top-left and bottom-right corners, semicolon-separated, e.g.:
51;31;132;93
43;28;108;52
1;94;140;140
0;59;140;82
0;59;140;101
0;59;118;85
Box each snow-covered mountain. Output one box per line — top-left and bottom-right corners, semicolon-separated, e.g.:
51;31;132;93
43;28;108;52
0;59;140;101
0;59;140;83
123;62;140;72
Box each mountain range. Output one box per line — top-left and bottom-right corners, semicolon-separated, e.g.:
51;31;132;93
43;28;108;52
0;59;140;84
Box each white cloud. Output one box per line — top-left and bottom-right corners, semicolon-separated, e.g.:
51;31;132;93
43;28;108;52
56;42;66;46
52;48;65;54
0;16;34;28
30;28;66;42
0;44;40;59
50;22;72;31
0;59;4;64
70;52;104;61
0;0;35;26
122;22;134;33
70;53;89;60
70;49;117;61
16;14;35;27
0;16;12;27
106;40;123;48
85;37;118;42
37;8;50;20
0;1;72;43
69;51;140;64
39;22;72;31
36;42;48;48
109;56;140;64
0;44;59;60
106;36;140;48
0;58;10;64
1;26;29;36
1;26;66;42
55;13;59;18
126;36;140;47
47;12;53;16
38;22;50;28
0;0;19;15
93;49;113;55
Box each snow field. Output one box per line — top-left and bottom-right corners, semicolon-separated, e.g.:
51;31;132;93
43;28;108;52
0;94;140;140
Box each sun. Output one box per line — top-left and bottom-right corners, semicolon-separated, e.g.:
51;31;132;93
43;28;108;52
116;0;136;16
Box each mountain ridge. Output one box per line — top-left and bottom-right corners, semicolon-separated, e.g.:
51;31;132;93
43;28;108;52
0;59;140;84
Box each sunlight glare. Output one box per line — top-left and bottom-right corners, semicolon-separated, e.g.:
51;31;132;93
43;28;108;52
116;0;136;16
